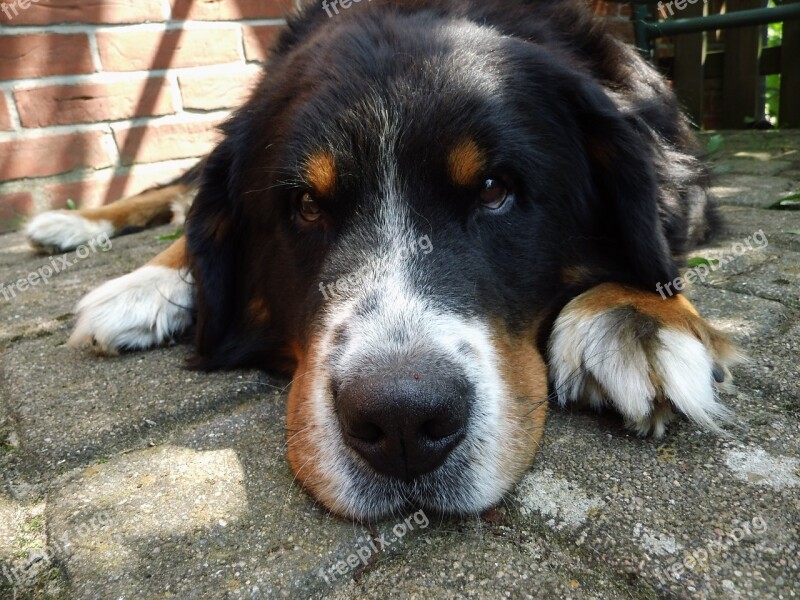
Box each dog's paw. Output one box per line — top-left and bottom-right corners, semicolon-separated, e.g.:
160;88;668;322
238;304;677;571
548;283;741;437
26;211;114;254
69;266;194;354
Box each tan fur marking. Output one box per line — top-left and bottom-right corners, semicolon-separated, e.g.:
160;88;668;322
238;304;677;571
448;139;486;187
572;283;699;325
81;183;192;230
147;237;187;270
286;338;349;514
568;283;738;365
305;152;337;197
248;297;271;325
490;321;549;483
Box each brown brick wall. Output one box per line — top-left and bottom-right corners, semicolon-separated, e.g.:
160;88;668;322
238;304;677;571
0;0;286;232
0;0;634;232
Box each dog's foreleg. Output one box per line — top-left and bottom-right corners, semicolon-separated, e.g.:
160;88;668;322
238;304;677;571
69;237;194;354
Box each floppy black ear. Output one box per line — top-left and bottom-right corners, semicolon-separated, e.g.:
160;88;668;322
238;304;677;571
571;77;680;289
186;129;285;371
185;139;239;368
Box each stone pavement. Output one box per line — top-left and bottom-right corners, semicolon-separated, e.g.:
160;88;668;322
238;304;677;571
1;130;798;599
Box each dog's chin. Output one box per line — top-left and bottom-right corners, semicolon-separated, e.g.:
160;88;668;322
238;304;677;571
292;442;514;523
326;448;514;521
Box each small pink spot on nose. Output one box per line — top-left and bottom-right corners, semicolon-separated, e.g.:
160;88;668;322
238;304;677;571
413;373;420;381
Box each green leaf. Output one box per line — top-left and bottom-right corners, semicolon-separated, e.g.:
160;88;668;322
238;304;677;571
156;228;183;242
687;257;719;268
768;192;800;210
65;199;77;210
706;134;725;155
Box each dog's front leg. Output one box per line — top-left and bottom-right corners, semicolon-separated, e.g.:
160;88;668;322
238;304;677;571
69;238;194;354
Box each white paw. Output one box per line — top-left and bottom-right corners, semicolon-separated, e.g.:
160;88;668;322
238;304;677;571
69;266;194;354
26;211;114;254
549;305;733;437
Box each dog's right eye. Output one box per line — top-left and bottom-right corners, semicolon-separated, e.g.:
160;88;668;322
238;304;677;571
479;176;514;211
295;192;323;223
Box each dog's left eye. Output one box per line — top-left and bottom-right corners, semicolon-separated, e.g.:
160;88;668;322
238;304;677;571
295;192;323;223
479;177;513;210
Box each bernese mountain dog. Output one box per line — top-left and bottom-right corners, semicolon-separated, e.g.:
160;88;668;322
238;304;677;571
25;0;739;520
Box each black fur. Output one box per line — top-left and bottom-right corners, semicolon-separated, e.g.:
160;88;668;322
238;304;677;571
185;0;713;371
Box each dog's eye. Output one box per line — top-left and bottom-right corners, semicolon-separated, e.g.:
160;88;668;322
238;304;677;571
479;177;513;210
296;192;323;222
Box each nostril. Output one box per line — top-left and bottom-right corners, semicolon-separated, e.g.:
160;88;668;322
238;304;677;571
421;417;463;441
346;421;382;444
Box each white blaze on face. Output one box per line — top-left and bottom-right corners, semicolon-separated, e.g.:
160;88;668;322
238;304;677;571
295;109;518;518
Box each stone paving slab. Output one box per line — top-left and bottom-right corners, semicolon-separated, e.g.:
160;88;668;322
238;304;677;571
1;131;799;599
709;175;799;208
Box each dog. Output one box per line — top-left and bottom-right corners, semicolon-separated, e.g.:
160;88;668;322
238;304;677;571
24;0;739;521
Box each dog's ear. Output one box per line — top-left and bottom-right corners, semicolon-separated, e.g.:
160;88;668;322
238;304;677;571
185;134;256;370
186;129;284;371
570;76;680;289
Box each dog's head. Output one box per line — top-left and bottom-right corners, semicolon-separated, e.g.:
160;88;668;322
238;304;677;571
186;6;677;520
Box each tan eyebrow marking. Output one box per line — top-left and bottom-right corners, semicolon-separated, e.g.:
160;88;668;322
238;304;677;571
305;151;337;197
448;138;486;187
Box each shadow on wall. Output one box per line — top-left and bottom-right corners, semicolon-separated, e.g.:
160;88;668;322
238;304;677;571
0;0;291;232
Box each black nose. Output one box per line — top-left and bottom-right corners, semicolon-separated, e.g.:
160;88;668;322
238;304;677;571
334;371;471;480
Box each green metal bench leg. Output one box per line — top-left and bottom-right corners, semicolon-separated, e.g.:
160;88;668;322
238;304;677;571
633;3;655;59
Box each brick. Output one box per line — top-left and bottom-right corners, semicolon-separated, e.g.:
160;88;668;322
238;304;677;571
243;25;280;63
44;166;190;210
593;1;625;17
15;79;175;128
590;1;633;18
178;72;257;111
605;20;635;44
113;118;223;164
0;132;112;181
0;0;164;26
96;29;240;72
170;0;292;20
591;1;613;16
0;191;33;232
0;94;12;131
0;34;94;81
46;177;123;210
